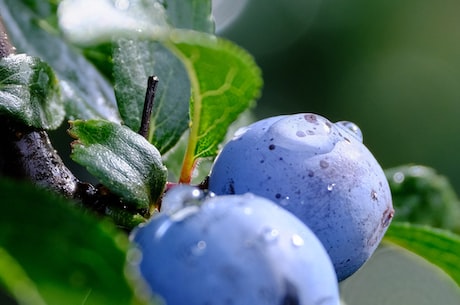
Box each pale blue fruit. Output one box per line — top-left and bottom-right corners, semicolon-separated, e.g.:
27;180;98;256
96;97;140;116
131;185;340;305
209;113;394;281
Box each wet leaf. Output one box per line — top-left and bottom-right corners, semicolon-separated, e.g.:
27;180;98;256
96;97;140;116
113;0;214;154
0;54;63;129
0;0;120;121
68;119;167;211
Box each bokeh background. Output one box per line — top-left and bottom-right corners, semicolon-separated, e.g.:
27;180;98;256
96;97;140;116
213;0;460;194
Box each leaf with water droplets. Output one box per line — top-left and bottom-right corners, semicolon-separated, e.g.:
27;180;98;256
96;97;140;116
0;0;120;121
0;54;63;129
68;119;168;211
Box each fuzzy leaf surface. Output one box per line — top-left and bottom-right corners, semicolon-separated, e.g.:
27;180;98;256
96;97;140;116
0;0;120;121
0;54;63;129
69;119;167;210
113;0;214;154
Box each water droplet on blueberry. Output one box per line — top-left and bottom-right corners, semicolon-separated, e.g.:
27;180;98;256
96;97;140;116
191;240;207;256
291;234;304;247
335;121;363;142
261;227;280;243
162;185;205;215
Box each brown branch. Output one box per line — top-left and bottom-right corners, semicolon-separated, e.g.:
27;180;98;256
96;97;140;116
0;17;15;57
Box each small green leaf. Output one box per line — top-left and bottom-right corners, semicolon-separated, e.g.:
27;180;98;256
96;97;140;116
68;119;168;211
0;178;153;305
385;164;460;233
0;54;63;130
169;31;263;182
384;222;460;286
0;0;120;121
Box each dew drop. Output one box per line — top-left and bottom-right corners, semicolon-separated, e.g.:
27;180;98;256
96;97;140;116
291;234;304;247
191;240;207;256
170;206;200;222
161;185;205;215
261;227;280;243
336;121;363;142
279;196;290;206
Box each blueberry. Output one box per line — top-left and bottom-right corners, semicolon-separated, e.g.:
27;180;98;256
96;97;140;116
208;113;394;281
130;185;340;305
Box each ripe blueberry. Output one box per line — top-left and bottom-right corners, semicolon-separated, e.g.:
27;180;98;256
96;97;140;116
130;185;340;305
208;113;394;281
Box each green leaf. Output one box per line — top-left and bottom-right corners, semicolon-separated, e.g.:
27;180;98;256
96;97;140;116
384;222;460;286
385;164;460;233
169;31;262;182
0;54;63;130
68;119;167;211
58;0;263;182
113;0;214;154
0;247;47;305
0;0;120;121
113;39;190;154
0;178;153;305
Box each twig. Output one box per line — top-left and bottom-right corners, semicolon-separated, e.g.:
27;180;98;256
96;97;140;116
138;75;159;139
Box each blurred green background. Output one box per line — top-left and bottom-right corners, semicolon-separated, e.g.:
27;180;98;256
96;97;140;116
213;0;460;193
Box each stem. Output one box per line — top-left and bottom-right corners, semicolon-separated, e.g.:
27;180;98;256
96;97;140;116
167;43;202;184
138;76;159;139
0;17;15;57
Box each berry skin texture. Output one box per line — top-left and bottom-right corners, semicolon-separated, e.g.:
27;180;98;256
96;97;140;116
208;113;394;281
130;186;340;305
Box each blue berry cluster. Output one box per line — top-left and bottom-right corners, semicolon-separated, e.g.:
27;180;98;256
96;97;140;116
130;113;394;304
